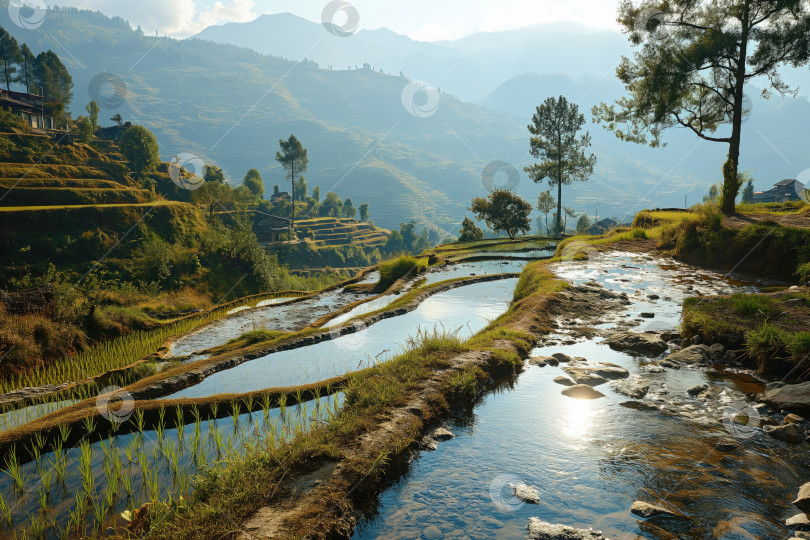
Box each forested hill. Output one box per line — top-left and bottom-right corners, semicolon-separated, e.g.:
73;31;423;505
1;3;718;231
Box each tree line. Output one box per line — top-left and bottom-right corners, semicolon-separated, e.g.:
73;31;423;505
0;27;73;117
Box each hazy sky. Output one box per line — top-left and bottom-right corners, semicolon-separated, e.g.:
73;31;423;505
49;0;623;40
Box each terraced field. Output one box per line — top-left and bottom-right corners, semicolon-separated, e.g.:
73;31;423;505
295;217;389;248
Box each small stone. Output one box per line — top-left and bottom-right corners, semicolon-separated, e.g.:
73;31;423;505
640;312;655;318
561;384;606;400
785;414;806;424
431;427;454;441
630;501;682;518
526;518;607;540
647;294;660;300
709;343;725;356
509;483;541;504
713;439;738;451
620;400;658;411
687;384;709;396
552;352;574;363
553;376;575;387
611;375;650;399
793;483;810;514
529;356;554;367
765;423;804;444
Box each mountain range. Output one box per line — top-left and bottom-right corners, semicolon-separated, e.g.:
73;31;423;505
2;4;809;233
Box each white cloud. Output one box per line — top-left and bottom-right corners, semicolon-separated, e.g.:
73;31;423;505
50;0;257;37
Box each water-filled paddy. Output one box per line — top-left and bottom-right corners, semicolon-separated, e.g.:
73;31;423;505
165;278;518;399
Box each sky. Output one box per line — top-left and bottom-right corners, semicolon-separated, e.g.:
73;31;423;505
46;0;623;40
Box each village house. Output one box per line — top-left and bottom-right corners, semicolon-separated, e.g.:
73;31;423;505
753;179;806;203
0;89;54;132
269;185;291;202
585;217;618;235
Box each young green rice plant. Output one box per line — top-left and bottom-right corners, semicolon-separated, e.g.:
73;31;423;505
195;448;208;470
28;513;46;540
104;484;116;510
175;405;185;438
138;450;149;481
155;419;164;445
4;446;26;492
90;496;106;531
0;493;10;527
230;401;240;427
133;409;145;433
261;393;271;420
177;470;190;497
57;423;70;445
146;469;159;501
36;486;48;514
278;394;287;419
79;440;93;496
39;468;53;497
121;468;132;498
81;415;96;435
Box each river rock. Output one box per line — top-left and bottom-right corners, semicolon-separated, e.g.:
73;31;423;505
607;332;668;356
662;345;712;365
561;384;606;400
510;483;541;504
786;414;806;424
562;368;609;387
765;423;804;444
793;483;810;514
687;384;708;396
552;353;574;363
787;512;810;531
630;501;682;518
529;356;556;367
620;400;658;411
763;382;810;415
554;376;576;387
709;343;725;358
611;375;650;399
713;439;738;451
431;427;454;441
526;518;608;539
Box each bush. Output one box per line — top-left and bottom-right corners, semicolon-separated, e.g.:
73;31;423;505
377;255;425;291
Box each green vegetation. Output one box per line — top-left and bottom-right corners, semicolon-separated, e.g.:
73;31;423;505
593;0;810;214
458;216;484;241
275;134;308;229
470;189;532;239
525;95;596;234
377;255;427;291
683;291;810;379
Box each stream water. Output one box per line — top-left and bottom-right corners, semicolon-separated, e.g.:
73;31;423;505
164;278;519;399
354;252;807;540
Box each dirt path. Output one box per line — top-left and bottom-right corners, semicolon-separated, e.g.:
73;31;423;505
723;211;810;230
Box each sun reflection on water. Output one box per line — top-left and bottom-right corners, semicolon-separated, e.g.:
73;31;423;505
560;395;600;442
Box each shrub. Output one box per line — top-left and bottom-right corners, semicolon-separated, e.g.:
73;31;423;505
377;255;425;291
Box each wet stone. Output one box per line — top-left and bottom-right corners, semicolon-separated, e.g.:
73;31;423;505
553;376;576;387
630;501;683;518
526;518;607;540
561;384;606;400
765;423;804;444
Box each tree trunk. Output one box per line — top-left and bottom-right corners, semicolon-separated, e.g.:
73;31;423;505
290;163;296;237
556;178;562;235
721;0;750;215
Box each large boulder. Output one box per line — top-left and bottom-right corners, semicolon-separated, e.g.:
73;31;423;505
526;518;608;539
763;382;810;415
611;375;650;399
562;384;606;400
607;332;668;356
662;345;712;365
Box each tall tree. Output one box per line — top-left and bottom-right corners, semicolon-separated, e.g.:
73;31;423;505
525;95;596;234
275;134;308;233
576;213;591;234
0;29;21;91
204;165;225;184
34;50;73;105
312;186;320;202
120;125;160;177
343;197;356;218
243;168;264;198
16;43;35;93
537;190;556;237
358;202;369;222
86;100;100;130
470;190;532;239
741;178;754;203
593;0;810;214
295;176;308;201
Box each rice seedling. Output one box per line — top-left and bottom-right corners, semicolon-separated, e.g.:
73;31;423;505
195;448;208;470
58;423;70;444
122;468;132;497
146;469;159;501
278;394;287;419
0;493;11;527
79;440;93;496
177;470;190;497
4;446;26;492
28;513;46;540
90;497;106;531
103;484;116;509
158;406;166;431
36;487;48;514
133;409;145;433
39;468;53;496
81;415;96;435
230;401;240;427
